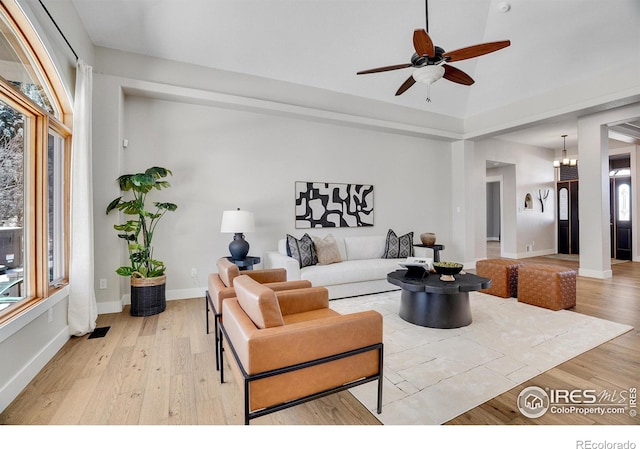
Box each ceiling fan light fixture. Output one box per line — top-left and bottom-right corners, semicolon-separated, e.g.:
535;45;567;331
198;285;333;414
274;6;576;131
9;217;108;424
412;65;445;85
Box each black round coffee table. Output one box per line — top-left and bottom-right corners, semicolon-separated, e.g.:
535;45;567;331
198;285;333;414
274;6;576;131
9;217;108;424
387;269;491;329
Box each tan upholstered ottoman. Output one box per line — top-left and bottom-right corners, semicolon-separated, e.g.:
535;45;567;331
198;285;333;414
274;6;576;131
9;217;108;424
476;259;524;298
517;264;577;310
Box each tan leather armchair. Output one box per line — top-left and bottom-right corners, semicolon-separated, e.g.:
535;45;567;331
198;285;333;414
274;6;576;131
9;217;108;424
206;258;311;370
220;274;384;424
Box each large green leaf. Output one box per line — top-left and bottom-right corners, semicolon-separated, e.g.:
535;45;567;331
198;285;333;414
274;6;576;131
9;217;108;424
146;166;172;179
116;266;135;277
106;197;123;214
155;202;178;211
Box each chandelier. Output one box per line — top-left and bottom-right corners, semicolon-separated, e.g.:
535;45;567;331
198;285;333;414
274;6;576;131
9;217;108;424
553;134;577;167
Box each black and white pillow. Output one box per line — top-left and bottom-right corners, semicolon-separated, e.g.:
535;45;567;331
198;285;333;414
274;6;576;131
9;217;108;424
286;233;318;268
382;229;414;258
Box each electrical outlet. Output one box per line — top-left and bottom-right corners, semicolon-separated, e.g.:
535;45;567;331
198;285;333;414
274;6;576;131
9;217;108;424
99;279;107;289
191;268;197;278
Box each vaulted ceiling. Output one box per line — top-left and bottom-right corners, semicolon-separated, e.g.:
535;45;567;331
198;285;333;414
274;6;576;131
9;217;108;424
69;0;640;149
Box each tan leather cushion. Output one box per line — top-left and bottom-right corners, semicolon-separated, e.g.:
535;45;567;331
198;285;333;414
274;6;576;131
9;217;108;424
217;258;240;287
233;275;284;329
311;234;342;265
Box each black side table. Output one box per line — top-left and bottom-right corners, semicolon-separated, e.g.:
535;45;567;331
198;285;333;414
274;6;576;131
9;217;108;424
226;256;261;271
414;244;445;262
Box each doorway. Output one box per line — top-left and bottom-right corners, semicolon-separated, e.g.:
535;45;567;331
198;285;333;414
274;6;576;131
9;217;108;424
556;155;633;260
610;157;632;260
557;162;579;254
486;181;501;242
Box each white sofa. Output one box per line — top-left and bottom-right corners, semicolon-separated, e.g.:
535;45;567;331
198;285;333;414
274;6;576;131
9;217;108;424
264;234;429;299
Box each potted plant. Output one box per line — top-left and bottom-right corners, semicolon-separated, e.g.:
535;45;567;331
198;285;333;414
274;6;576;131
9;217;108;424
106;166;177;316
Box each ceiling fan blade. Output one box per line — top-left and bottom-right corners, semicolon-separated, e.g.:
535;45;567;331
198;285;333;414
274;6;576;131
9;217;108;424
443;40;511;62
443;64;474;85
413;28;435;58
357;63;412;75
395;76;416;96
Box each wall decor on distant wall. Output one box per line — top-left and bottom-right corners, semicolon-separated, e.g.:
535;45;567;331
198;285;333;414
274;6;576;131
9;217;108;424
295;181;374;228
524;193;534;210
538;189;550;213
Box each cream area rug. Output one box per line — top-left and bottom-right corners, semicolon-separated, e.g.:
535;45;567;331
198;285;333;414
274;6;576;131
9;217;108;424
329;290;633;425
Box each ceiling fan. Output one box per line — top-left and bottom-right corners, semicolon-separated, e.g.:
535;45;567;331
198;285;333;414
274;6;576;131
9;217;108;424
356;1;511;101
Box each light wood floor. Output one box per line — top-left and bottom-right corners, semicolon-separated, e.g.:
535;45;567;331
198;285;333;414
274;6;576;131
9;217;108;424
1;249;638;425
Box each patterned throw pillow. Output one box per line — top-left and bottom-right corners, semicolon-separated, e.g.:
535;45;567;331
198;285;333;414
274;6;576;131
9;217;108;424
286;233;318;268
311;234;342;265
382;229;414;258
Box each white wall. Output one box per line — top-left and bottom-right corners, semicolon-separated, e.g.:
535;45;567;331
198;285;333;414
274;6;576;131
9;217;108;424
92;88;455;311
473;138;556;260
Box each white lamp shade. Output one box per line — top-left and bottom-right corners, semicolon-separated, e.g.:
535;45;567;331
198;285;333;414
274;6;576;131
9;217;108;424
412;65;445;86
220;209;255;233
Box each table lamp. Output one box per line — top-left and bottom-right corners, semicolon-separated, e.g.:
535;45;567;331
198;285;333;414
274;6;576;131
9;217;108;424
220;208;255;260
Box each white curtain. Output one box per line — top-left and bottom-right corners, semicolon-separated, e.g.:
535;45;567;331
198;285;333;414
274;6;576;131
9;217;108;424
68;59;97;336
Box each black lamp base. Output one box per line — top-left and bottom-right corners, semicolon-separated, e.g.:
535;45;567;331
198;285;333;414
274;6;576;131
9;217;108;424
229;233;250;260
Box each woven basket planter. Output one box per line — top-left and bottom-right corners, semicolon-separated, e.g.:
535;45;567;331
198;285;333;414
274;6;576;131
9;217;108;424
130;275;166;317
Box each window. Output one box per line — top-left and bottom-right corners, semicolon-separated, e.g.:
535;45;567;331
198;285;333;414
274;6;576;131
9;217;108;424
48;130;68;285
0;99;25;310
0;2;71;323
618;184;630;222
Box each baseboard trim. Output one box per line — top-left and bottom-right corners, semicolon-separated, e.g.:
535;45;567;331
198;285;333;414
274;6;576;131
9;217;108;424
102;287;207;315
579;268;613;279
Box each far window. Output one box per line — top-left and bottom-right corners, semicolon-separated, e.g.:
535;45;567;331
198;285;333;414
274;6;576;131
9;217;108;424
618;184;630;222
48;130;66;284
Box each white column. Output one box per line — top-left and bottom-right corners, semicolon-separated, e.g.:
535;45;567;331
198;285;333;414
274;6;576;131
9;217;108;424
577;118;611;278
450;140;476;266
577;103;640;278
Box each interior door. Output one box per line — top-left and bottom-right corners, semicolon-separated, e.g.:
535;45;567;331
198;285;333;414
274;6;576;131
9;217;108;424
557;181;579;254
610;176;632;260
558;184;570;254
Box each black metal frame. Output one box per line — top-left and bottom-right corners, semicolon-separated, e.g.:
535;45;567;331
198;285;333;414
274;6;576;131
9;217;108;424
205;290;222;371
219;320;384;425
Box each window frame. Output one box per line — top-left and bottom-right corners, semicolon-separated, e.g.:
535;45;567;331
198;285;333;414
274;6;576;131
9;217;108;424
47;123;71;290
0;2;72;325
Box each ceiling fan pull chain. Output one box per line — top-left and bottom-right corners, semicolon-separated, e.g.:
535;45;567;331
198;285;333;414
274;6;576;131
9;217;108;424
425;84;432;102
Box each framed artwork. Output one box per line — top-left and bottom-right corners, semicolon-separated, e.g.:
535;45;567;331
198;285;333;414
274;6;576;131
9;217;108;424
295;181;374;228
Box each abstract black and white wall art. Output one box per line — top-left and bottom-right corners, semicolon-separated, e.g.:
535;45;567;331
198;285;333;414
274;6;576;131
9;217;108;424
295;182;374;228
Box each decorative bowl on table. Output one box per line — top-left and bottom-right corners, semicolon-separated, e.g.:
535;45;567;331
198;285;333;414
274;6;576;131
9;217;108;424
433;262;463;281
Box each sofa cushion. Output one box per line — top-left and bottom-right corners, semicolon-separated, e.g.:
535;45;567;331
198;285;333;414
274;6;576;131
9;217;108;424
300;258;403;286
216;257;240;287
382;229;414;258
286;233;318;268
311;234;342;265
344;235;386;260
233;275;285;329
